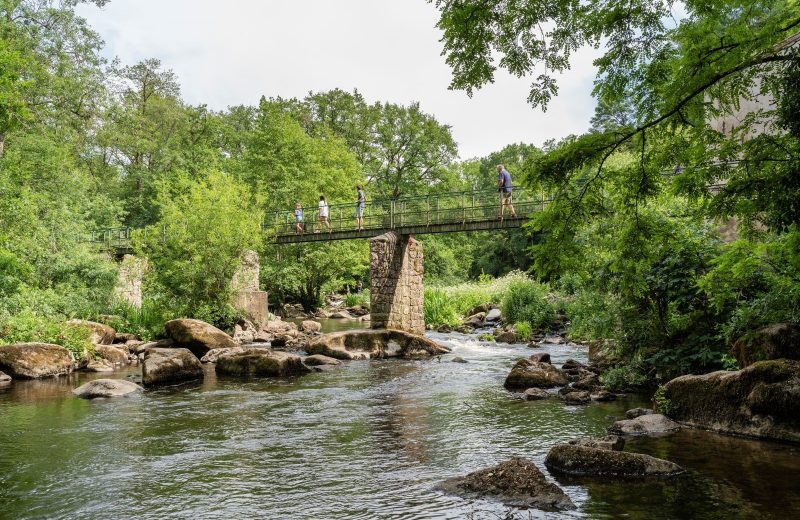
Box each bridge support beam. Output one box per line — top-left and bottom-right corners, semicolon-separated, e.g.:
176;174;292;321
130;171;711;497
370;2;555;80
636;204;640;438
369;232;424;335
114;254;147;308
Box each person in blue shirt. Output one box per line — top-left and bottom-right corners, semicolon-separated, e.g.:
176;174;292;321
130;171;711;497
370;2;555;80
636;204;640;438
496;164;517;218
294;202;304;234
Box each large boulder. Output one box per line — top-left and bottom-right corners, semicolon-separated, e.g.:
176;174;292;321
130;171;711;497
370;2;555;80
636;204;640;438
95;345;129;365
300;320;322;334
73;379;143;399
164;319;237;358
663;359;800;442
306;329;450;360
731;323;800;367
607;414;681;436
438;457;575;511
216;349;310;377
141;348;203;386
545;444;684;478
67;320;115;345
504;359;568;390
0;343;74;379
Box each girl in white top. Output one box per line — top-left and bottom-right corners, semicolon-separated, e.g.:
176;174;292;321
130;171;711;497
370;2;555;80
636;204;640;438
317;195;331;232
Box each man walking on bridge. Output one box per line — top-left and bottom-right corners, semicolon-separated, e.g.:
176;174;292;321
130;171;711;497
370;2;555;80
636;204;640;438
497;164;517;218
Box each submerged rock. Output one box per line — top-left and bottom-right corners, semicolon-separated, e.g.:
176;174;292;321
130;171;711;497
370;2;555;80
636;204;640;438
504;359;568;390
164;319;237;359
141;347;203;386
731;323;800;367
451;356;468;364
306;329;450;360
568;436;625;451
303;354;341;366
625;407;654;419
73;379;143;399
438;457;575;511
608;414;681;436
663;359;800;442
67;320;116;345
0;343;74;379
545;444;683;477
216;349;310;377
523;388;551;400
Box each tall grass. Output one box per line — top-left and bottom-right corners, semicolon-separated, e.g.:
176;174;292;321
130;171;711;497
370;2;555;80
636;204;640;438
345;290;370;309
501;277;555;331
104;299;167;341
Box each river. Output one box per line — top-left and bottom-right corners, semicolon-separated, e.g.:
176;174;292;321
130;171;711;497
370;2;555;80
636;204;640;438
1;323;799;519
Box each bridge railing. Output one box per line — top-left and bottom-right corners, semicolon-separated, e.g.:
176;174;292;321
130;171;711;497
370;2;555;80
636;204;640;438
266;186;546;236
88;227;134;252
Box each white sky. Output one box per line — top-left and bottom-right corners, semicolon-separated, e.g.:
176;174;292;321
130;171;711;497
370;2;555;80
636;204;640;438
77;0;601;160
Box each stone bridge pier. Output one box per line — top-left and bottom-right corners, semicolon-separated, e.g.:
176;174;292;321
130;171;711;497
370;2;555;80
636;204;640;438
369;232;424;335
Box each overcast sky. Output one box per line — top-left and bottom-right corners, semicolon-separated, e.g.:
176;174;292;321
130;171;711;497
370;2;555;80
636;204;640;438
77;0;601;160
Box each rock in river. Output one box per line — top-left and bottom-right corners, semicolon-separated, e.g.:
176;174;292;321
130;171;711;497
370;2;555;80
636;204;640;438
545;444;684;478
730;323;800;367
306;329;450;360
73;379;143;399
608;414;681;436
164;319;238;359
303;354;341;366
201;347;245;364
438;457;575;511
626;407;654;419
663;359;800;442
504;359;567;390
66;319;116;345
216;349;310;377
523;388;550;400
568;436;625;451
300;320;322;334
0;371;11;384
95;345;129;365
141;347;203;386
0;343;74;379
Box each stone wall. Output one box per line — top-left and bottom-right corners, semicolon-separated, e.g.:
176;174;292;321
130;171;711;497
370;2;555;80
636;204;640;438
231;250;268;328
369;232;424;335
114;255;147;308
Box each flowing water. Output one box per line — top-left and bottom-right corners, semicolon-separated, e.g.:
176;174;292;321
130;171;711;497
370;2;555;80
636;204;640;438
1;325;799;520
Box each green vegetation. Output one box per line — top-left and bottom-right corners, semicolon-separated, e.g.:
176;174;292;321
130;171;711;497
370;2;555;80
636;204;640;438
344;291;370;309
0;311;93;359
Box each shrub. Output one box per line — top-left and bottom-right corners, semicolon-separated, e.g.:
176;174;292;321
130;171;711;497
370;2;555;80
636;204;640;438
501;278;555;331
600;364;650;391
566;289;620;341
345;290;370;309
104;299;168;341
423;288;460;327
514;321;533;342
0;310;93;359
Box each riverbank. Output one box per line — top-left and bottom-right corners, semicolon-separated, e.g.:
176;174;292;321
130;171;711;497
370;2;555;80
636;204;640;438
1;328;799;519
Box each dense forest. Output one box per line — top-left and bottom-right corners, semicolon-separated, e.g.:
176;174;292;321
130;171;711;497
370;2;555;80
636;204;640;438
1;0;798;388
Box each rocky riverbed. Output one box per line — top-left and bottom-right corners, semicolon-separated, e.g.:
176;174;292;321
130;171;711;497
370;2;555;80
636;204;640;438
1;325;799;519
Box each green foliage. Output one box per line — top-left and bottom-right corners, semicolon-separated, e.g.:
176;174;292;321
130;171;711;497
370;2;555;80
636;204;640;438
566;290;620;342
345;291;370;309
423;288;460;327
501;278;555;332
653;386;673;416
514;321;533;342
135;170;262;323
0;310;93;360
104;299;167;341
600;364;650;392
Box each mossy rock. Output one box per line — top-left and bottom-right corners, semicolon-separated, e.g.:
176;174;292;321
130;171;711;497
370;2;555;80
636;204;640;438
663;359;800;442
545;444;683;477
731;323;800;368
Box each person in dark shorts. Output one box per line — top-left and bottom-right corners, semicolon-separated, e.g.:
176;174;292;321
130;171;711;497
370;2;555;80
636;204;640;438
294;202;304;234
496;164;517;218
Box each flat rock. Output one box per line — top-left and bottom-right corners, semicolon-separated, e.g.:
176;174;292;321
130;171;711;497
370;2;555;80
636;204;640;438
164;319;237;359
0;343;74;379
306;329;450;360
664;359;800;442
73;379;143;399
524;388;550;400
142;347;203;386
67;320;115;345
303;354;341;366
201;347;245;364
568;436;625;451
504;359;568;390
625;408;654;419
216;349;310;377
545;444;683;477
438;457;575;511
608;414;681;436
